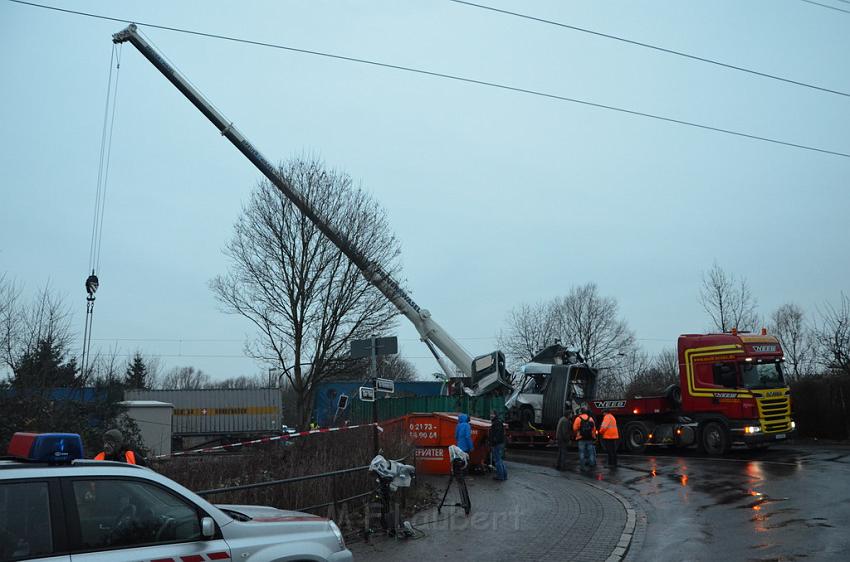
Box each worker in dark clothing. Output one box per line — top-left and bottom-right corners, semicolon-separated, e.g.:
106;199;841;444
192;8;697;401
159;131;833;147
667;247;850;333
555;409;572;471
94;429;146;466
489;410;507;481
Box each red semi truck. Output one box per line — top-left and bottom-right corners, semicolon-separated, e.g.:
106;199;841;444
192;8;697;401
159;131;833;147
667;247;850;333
589;330;795;455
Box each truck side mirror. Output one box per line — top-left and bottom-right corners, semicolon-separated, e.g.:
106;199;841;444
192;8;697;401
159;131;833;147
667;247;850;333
201;516;215;538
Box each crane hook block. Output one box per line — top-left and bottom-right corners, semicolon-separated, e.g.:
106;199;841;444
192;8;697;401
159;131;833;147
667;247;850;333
85;274;99;297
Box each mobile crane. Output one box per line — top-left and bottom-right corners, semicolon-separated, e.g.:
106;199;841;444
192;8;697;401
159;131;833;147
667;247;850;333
112;24;510;395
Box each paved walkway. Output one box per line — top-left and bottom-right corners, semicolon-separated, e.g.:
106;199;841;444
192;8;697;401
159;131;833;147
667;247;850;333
350;461;628;562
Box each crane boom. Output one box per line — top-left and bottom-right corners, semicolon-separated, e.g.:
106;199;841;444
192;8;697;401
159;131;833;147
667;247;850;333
113;24;509;394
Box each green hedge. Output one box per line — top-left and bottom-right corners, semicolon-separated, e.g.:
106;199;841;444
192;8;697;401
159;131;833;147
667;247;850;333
791;375;850;440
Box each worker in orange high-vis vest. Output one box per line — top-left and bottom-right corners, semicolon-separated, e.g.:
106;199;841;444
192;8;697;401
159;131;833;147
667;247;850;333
598;409;619;468
94;429;145;466
572;406;597;472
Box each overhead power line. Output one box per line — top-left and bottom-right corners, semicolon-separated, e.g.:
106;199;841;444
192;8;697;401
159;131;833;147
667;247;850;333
798;0;850;14
449;0;850;98
8;0;850;159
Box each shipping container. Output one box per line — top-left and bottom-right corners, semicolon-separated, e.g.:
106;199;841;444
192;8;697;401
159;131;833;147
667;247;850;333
124;389;282;437
119;400;174;457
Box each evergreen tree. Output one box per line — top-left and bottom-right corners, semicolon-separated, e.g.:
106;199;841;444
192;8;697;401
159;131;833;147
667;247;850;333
124;352;148;389
12;336;79;388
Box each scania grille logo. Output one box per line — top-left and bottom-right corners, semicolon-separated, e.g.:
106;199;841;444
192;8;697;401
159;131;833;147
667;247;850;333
752;345;777;353
594;400;626;409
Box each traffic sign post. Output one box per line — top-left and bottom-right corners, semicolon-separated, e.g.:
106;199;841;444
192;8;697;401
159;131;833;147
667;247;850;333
351;335;398;455
375;378;395;394
332;394;350;426
350;336;398;359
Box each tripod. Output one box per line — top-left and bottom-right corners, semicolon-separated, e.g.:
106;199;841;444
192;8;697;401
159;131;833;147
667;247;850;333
438;458;471;515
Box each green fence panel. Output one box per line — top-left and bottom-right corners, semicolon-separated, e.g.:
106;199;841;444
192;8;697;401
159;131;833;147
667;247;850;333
346;395;506;425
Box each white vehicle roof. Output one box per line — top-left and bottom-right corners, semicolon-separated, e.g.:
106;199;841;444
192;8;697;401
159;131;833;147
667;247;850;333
520;362;556;375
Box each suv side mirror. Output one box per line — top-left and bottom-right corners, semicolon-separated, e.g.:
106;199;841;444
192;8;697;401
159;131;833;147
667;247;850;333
201;516;215;538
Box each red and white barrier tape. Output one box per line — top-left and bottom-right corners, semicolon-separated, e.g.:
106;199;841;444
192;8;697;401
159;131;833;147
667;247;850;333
152;422;382;460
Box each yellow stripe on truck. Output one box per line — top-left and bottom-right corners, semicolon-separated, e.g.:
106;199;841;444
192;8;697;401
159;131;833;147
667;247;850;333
685;344;744;398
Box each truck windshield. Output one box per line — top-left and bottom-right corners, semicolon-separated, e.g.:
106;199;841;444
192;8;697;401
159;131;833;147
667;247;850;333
740;361;785;389
521;375;546;393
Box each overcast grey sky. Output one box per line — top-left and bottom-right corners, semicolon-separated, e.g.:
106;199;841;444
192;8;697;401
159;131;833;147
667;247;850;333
2;0;848;382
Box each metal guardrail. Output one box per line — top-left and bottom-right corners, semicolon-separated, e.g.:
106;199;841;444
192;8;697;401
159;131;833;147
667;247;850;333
196;463;374;496
195;452;413;514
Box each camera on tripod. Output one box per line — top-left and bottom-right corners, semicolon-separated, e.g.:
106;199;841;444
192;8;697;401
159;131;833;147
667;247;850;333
366;455;416;539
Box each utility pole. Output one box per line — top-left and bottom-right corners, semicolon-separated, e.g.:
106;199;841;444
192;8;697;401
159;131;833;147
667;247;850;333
371;334;379;455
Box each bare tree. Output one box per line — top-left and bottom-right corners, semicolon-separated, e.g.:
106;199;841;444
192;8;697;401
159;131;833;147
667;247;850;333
625;348;678;398
553;283;636;368
159;366;211;390
815;294;850;376
699;262;759;332
769;303;815;380
0;274;20;379
605;348;650;399
86;343;124;387
497;302;559;372
541;283;637;398
206;373;267;389
210;157;401;427
0;280;75;383
328;353;419;382
653;347;679;378
143;355;164;389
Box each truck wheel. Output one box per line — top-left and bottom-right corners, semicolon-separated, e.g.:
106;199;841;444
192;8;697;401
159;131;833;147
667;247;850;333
700;422;729;456
623;422;648;454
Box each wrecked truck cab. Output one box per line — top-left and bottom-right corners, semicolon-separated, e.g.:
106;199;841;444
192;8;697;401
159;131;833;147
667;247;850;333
506;361;598;429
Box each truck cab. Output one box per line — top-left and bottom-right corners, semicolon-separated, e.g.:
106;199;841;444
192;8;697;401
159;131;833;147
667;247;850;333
678;331;794;451
601;330;796;456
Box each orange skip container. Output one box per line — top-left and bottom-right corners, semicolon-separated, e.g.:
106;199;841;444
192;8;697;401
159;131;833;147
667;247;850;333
382;412;492;475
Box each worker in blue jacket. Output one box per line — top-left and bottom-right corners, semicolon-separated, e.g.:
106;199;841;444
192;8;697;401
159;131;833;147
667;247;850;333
455;413;473;453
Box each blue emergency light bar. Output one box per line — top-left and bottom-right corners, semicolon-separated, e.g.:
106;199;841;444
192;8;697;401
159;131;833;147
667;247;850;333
7;432;84;464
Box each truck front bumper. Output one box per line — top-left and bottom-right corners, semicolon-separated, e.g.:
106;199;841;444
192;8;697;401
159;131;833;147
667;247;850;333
730;424;796;446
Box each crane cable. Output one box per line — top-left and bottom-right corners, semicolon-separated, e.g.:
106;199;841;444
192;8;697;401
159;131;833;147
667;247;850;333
81;43;122;382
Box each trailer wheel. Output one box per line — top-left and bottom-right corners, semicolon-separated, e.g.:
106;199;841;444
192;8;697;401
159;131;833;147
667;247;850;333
700;421;729;456
623;422;649;454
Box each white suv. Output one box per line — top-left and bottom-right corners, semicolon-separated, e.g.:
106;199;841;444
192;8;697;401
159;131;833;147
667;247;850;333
0;433;352;562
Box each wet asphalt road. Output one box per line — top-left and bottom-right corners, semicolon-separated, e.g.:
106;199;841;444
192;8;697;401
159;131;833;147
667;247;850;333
519;443;850;561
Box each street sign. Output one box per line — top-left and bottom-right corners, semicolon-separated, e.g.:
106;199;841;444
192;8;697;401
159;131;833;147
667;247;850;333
350;336;399;359
375;378;395;393
359;387;375;402
337;394;349;410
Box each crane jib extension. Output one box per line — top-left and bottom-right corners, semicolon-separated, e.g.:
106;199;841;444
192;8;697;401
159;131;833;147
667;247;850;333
112;24;510;394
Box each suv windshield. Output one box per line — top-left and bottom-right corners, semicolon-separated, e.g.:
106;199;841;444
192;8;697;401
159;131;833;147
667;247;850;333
741;361;785;389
